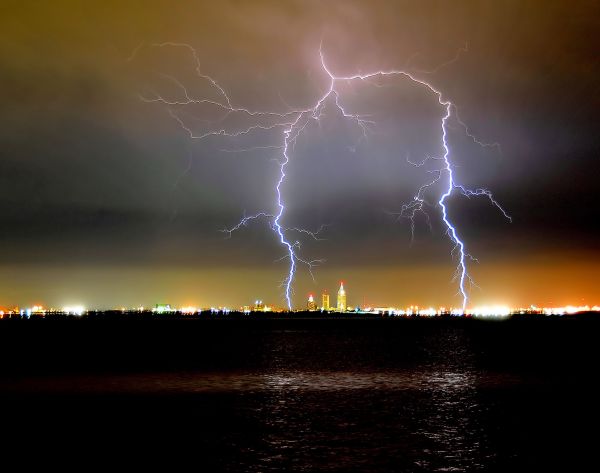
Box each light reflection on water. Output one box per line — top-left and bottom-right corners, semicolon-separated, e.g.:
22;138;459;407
254;368;490;472
3;368;509;394
4;366;513;471
251;332;493;471
1;321;593;471
415;369;488;471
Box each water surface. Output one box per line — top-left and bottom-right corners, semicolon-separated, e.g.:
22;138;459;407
0;317;596;471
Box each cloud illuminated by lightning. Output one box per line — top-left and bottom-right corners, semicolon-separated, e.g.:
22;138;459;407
136;42;510;310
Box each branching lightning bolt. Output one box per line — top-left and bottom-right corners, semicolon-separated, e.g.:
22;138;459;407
137;42;510;311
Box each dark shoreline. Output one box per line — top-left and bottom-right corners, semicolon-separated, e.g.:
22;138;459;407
1;312;597;376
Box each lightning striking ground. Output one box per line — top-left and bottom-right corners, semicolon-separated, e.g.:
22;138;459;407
137;42;509;310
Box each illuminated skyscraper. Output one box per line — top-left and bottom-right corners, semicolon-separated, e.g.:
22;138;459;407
307;294;317;311
253;300;265;311
337;282;346;312
322;291;330;311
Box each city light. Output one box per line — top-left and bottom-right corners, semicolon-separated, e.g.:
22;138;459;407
469;305;511;317
1;295;599;318
179;306;199;314
62;305;85;316
541;305;600;316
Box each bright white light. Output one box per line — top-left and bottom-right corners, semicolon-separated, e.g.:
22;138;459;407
470;305;510;317
63;305;85;316
179;306;197;314
543;305;593;315
418;307;437;317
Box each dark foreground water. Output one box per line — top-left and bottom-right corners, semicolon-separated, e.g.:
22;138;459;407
0;316;598;471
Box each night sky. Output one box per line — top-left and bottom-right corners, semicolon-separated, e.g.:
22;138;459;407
1;0;598;309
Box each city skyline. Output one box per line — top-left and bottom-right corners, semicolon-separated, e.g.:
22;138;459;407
2;274;598;316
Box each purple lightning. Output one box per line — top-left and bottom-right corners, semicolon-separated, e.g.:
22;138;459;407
137;42;509;311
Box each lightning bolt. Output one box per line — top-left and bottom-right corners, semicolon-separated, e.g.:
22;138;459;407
136;41;509;311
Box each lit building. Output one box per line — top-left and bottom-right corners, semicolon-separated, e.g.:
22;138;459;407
322;291;330;311
253;300;265;311
153;304;173;314
337;282;347;312
307;294;317;311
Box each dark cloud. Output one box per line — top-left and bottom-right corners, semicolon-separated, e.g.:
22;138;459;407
0;0;598;308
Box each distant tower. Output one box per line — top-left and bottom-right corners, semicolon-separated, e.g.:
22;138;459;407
253;300;265;311
321;291;330;311
337;282;347;312
307;294;317;311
